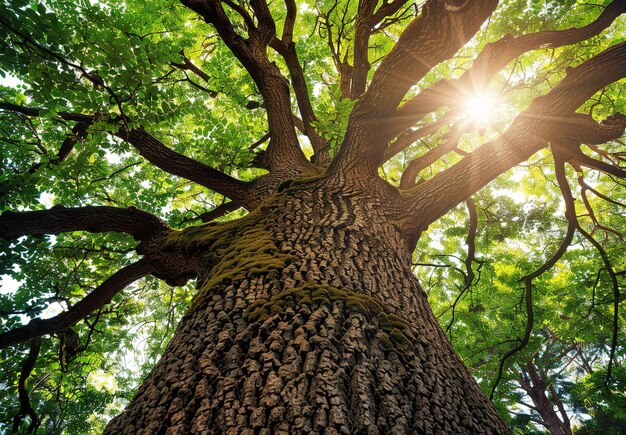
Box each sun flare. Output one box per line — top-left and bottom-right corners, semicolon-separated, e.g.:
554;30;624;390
464;93;498;125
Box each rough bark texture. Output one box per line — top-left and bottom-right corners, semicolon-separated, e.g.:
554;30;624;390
3;1;625;433
106;178;509;434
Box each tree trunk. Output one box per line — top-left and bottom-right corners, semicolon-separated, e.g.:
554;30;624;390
519;363;572;435
105;179;509;434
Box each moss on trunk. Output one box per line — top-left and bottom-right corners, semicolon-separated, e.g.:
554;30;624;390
106;185;510;434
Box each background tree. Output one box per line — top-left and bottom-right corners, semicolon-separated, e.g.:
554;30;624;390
0;0;625;433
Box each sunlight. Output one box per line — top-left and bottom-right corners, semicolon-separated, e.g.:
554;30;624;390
41;301;65;319
88;370;117;393
463;92;498;126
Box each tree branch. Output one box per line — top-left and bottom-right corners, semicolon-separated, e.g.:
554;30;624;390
490;153;577;399
197;201;241;222
384;109;459;162
392;0;626;142
365;0;497;114
117;128;253;204
572;151;626;179
350;0;377;99
11;337;41;433
399;122;466;189
0;15;127;117
551;113;626;146
550;383;572;433
316;3;354;99
249;132;271;151
464;197;478;289
0;206;169;241
550;113;626;178
171;51;218;97
444;198;480;340
24;122;89;173
576;225;621;384
331;0;497;173
48;123;88;164
0;102;93;123
0;259;154;349
270;37;330;165
181;0;312;172
351;0;411;98
0;102;253;205
222;0;256;31
400;40;626;239
281;0;296;44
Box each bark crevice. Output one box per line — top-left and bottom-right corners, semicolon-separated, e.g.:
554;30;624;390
106;186;509;434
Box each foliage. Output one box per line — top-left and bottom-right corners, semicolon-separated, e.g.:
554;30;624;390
0;0;625;432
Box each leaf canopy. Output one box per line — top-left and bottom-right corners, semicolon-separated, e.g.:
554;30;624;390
0;0;625;432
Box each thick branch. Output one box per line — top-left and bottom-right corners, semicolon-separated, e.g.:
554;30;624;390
249;0;276;42
281;0;296;44
350;0;377;98
551;113;626;145
118;128;253;203
350;0;413;98
332;0;497;172
0;206;169;241
0;259;154;349
518;360;572;435
550;383;572;434
12;338;41;433
25;122;89;174
365;0;497;114
181;0;312;172
399;122;465;189
549;113;626;178
401;40;626;238
392;0;626;141
270;39;330;165
0;103;252;204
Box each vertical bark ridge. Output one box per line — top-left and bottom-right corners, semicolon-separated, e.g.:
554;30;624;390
105;183;509;434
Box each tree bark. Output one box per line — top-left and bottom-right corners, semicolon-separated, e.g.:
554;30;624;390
518;362;572;435
106;178;509;434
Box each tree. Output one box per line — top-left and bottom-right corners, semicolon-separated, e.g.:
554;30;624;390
1;0;625;432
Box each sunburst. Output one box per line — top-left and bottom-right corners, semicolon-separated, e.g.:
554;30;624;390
464;92;499;126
